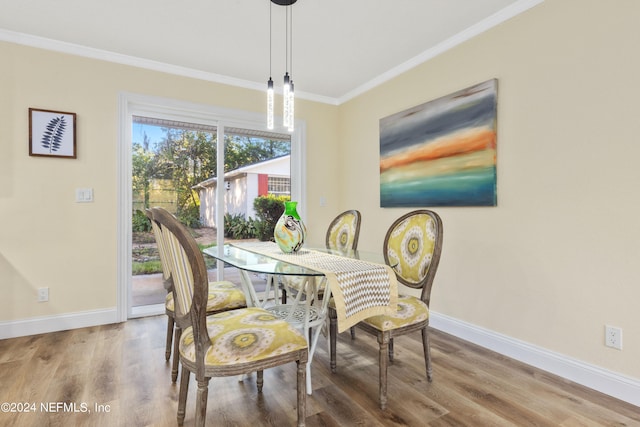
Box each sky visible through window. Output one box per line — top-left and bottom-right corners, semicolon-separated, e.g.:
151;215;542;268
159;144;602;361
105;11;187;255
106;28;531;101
133;123;166;148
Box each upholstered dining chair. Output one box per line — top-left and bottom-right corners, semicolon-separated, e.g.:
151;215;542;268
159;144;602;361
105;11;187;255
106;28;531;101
144;209;176;360
280;210;362;341
144;209;247;383
281;209;361;302
151;207;308;427
329;209;443;410
325;210;361;340
325;209;362;254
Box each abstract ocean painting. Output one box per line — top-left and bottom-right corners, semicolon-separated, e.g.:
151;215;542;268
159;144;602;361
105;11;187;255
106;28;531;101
380;79;497;207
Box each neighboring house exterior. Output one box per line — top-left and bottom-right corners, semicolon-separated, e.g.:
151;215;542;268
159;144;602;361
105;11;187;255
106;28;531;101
194;155;290;228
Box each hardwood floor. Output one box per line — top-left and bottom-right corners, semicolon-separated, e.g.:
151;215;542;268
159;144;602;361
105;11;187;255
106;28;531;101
0;316;638;427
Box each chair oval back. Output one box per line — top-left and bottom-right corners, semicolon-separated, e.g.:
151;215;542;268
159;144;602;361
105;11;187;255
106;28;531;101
325;210;362;253
145;209;172;284
151;208;209;325
383;210;443;304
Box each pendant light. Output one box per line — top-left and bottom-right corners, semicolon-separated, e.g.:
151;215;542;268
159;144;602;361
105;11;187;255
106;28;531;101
283;72;290;128
286;4;295;131
267;0;298;131
267;77;274;130
266;2;274;129
288;80;295;132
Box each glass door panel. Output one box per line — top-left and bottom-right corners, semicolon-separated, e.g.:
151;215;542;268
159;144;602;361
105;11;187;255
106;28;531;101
130;117;292;313
131;116;217;310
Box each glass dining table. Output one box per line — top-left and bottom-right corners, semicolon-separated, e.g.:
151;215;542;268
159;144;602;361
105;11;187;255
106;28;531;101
202;242;397;395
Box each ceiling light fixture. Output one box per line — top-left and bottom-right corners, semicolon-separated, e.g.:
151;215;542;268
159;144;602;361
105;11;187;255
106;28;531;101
267;2;274;130
267;0;298;131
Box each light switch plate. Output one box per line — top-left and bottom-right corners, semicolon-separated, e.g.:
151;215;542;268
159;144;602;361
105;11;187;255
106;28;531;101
75;188;94;203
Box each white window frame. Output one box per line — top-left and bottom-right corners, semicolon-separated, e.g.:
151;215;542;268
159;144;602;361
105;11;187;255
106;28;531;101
117;92;306;320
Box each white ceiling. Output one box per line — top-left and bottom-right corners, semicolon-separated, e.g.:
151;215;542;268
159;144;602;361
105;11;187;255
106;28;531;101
0;0;541;104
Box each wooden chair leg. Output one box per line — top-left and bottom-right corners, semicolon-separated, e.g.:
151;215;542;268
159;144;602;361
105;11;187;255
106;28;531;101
166;315;174;361
377;333;389;410
172;326;181;382
177;365;190;426
297;359;307;427
422;327;433;382
195;377;210;427
329;308;337;373
388;338;394;363
350;326;356;340
257;370;264;393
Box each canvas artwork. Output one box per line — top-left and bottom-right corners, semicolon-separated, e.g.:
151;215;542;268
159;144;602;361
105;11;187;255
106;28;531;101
379;79;497;207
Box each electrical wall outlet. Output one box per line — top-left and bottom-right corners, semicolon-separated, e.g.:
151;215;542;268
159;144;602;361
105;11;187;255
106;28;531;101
38;287;49;302
605;325;622;350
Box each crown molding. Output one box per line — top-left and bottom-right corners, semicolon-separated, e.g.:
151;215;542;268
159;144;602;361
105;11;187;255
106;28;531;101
1;0;542;107
0;28;336;105
337;0;545;104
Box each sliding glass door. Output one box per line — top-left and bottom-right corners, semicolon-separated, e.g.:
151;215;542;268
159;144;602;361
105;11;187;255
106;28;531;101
118;93;303;320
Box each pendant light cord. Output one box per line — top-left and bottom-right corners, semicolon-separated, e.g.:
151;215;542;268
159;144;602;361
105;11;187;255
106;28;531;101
290;4;293;77
285;6;289;73
269;2;272;78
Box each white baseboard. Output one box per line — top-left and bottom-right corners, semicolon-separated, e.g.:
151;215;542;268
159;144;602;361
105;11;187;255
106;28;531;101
0;308;119;340
430;312;640;408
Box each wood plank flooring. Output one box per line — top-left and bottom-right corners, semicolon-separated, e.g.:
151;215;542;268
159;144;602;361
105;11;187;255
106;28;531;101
1;316;638;426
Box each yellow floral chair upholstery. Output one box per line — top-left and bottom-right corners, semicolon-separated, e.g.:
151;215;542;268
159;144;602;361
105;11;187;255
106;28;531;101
325;210;362;254
329;210;443;410
151;208;308;427
146;209;247;383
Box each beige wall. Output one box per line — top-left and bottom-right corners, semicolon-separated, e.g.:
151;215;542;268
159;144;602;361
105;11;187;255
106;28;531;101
0;41;337;320
1;0;638;388
335;0;640;379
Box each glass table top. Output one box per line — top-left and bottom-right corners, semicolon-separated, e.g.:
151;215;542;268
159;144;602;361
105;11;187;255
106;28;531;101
202;244;390;276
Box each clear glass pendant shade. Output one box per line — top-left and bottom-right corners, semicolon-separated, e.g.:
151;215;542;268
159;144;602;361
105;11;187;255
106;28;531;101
283;72;291;128
288;81;295;131
267;78;274;130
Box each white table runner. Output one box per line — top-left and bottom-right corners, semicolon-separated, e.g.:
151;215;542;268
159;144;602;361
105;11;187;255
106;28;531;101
232;242;398;332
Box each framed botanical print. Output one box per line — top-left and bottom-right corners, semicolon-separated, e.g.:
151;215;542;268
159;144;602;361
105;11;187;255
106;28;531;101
29;108;77;158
